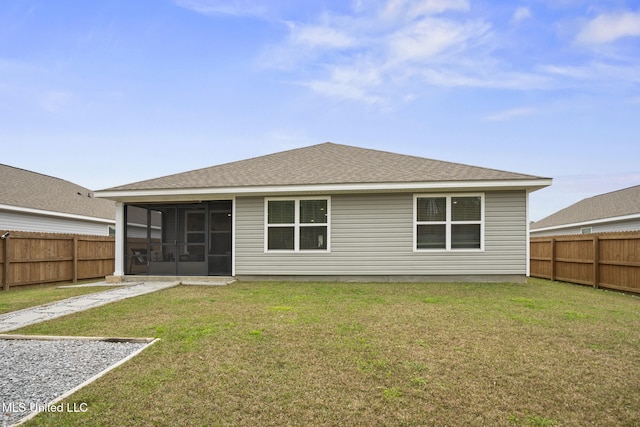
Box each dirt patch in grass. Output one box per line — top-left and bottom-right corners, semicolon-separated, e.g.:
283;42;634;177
16;279;640;426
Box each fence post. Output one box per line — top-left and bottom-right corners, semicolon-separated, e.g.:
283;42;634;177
73;236;78;283
2;236;9;291
550;238;556;281
593;235;599;289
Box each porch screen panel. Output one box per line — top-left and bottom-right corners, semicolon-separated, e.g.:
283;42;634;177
209;201;232;275
125;205;149;274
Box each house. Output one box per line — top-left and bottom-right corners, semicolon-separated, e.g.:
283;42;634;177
0;164;116;235
94;143;551;282
530;185;640;237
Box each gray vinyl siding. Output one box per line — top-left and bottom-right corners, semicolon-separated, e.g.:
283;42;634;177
0;210;112;236
235;191;527;276
530;218;640;237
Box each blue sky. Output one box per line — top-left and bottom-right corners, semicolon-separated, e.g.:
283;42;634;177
1;0;639;221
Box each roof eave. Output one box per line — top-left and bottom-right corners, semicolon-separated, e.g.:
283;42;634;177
531;212;640;233
0;203;115;224
95;178;552;203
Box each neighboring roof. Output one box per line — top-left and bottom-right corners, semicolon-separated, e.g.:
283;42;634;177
531;185;640;230
99;143;550;198
0;164;116;221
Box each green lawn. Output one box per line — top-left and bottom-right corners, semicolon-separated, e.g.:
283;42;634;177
13;278;640;426
0;280;117;314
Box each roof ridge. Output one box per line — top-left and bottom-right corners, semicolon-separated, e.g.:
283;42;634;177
0;163;78;185
98;142;550;193
327;142;544;178
585;184;640;199
100;143;343;191
0;164;115;220
531;184;640;229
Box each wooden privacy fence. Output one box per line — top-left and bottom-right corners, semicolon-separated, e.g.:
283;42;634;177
530;231;640;294
0;230;115;290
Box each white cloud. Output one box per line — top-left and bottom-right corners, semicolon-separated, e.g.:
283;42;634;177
173;0;266;17
380;0;470;21
483;107;537;122
541;61;640;84
576;11;640;45
287;23;357;49
511;6;531;25
540;64;591;79
303;62;385;105
258;0;497;104
254;1;640;105
388;18;489;62
305;79;383;104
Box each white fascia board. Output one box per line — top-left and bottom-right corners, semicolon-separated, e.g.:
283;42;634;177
0;204;115;225
95;178;552;202
531;212;640;233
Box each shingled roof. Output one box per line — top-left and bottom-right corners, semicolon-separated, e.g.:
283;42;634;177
531;185;640;230
103;142;547;192
0;164;115;220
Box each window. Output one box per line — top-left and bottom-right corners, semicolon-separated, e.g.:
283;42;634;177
266;198;330;252
415;194;483;251
581;227;592;234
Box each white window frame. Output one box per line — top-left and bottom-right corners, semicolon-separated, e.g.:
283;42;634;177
413;193;485;252
264;196;331;253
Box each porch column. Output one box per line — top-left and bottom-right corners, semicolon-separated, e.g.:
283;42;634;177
113;202;125;277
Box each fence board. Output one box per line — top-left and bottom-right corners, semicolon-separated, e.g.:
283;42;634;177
1;236;7;291
0;230;115;290
530;231;640;294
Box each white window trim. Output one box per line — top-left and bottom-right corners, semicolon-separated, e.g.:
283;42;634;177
413;193;485;252
264;196;331;253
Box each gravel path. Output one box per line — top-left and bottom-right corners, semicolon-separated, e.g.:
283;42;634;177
0;338;150;426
